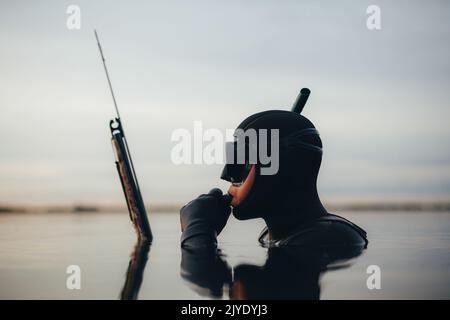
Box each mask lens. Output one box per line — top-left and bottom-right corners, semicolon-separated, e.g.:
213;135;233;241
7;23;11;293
221;141;252;185
231;163;252;186
221;163;252;186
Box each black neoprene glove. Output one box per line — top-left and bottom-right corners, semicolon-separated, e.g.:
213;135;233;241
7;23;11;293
180;188;232;248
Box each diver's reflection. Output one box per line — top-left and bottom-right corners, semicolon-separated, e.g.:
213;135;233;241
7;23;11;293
181;245;365;300
120;240;150;300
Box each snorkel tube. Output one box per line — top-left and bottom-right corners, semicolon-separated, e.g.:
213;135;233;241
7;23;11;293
292;88;311;114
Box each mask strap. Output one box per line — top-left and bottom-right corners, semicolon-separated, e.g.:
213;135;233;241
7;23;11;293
281;128;323;153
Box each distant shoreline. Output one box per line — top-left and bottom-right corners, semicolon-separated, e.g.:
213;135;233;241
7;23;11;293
1;201;450;214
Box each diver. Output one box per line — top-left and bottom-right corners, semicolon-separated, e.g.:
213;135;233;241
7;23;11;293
180;109;368;249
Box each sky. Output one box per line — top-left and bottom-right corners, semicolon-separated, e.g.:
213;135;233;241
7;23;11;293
1;0;449;205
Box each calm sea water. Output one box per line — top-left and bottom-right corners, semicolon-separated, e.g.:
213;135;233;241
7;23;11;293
0;211;449;299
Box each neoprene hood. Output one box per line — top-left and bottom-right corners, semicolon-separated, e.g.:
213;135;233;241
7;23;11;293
221;110;324;222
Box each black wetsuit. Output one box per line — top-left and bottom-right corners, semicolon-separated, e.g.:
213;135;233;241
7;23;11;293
258;213;368;247
180;189;368;249
180;193;368;299
182;211;367;249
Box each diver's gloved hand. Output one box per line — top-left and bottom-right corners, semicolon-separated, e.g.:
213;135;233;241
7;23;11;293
180;188;232;248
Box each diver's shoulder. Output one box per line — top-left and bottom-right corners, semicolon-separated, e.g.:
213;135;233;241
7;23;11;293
259;213;368;247
308;213;368;246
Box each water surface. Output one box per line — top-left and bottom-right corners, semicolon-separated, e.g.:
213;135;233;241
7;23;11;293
0;211;449;299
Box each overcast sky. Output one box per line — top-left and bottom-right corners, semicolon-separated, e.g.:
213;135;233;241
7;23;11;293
1;0;449;204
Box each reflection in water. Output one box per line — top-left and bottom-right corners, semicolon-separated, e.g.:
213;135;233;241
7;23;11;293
181;245;366;299
120;241;151;300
